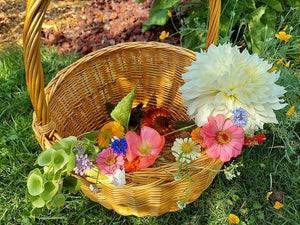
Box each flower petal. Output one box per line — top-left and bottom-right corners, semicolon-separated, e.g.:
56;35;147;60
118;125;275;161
125;131;141;161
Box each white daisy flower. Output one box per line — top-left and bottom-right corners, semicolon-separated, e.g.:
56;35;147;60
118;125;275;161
171;138;201;163
179;43;287;133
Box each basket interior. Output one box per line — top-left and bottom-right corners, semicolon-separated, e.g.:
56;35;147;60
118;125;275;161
45;43;196;138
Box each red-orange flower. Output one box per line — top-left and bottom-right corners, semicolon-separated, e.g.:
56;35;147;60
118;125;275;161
141;108;177;138
124;156;141;172
244;134;266;148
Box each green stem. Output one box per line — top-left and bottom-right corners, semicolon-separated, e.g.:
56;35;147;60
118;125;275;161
163;124;197;137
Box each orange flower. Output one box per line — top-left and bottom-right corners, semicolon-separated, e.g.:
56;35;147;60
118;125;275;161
228;214;240;224
273;201;284;209
269;66;277;73
159;30;169;40
124;156;141;172
275;31;292;42
141;108;177;139
191;127;204;146
286;105;295;116
276;58;284;65
286;60;291;67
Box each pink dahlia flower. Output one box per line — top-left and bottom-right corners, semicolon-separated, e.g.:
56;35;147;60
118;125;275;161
125;126;165;169
200;114;244;162
96;147;124;175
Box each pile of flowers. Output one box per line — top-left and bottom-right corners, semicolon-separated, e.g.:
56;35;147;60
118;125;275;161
27;43;286;209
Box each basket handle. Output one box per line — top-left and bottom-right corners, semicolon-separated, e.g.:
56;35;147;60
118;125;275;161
23;0;221;126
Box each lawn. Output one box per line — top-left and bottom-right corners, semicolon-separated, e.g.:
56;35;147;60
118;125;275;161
0;2;299;225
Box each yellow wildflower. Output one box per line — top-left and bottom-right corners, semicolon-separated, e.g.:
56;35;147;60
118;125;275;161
283;25;288;31
266;191;273;200
286;106;295;116
286;60;291;67
167;11;172;18
192;11;195;14
273;201;284;209
228;214;240;224
269;66;277;73
275;31;292;42
98;121;125;147
290;141;295;146
276;58;284;65
159;30;169;40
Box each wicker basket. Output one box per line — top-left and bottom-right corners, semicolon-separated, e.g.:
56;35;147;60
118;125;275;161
23;0;223;217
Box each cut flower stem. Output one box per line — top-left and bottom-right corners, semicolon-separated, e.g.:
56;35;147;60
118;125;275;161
163;124;197;137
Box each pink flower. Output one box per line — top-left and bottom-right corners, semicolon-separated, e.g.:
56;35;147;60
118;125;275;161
96;147;124;175
200;114;244;162
125;126;165;169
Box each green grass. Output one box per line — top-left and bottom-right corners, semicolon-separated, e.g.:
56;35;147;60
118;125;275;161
0;11;299;225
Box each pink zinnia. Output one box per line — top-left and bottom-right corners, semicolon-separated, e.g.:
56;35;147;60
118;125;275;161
200;114;245;162
96;147;124;175
125;126;165;169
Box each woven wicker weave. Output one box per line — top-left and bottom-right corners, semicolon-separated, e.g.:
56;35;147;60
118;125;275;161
23;0;223;217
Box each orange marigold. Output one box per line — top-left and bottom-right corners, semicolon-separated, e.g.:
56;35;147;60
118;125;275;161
191;127;204;146
273;201;284;209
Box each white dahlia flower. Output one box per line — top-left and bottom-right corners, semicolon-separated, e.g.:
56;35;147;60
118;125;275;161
179;43;286;133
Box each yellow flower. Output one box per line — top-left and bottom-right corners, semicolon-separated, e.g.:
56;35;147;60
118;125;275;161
283;25;288;31
290;141;295;146
286;105;295;116
276;58;284;65
167;11;172;18
159;30;169;40
286;60;291;67
275;31;292;42
228;214;240;224
266;191;273;200
273;201;284;209
98;121;125;147
268;66;277;73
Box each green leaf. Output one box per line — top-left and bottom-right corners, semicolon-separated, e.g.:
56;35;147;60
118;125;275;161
63;176;81;194
111;85;137;129
287;0;300;10
135;0;146;2
66;152;76;172
173;121;196;130
47;193;65;208
51;136;77;154
253;201;263;209
258;0;283;11
29;195;45;208
141;0;179;32
83;131;101;141
37;148;55;167
242;0;256;9
52;150;69;174
40;181;59;201
27;169;44;196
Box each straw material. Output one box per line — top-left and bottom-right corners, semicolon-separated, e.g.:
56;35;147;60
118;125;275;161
23;0;222;217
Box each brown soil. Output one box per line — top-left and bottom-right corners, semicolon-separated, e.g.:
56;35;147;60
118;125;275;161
0;0;180;54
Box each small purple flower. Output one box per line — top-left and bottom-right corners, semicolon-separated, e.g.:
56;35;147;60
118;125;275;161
74;143;85;153
89;184;99;193
232;107;248;127
73;154;93;176
111;138;127;155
